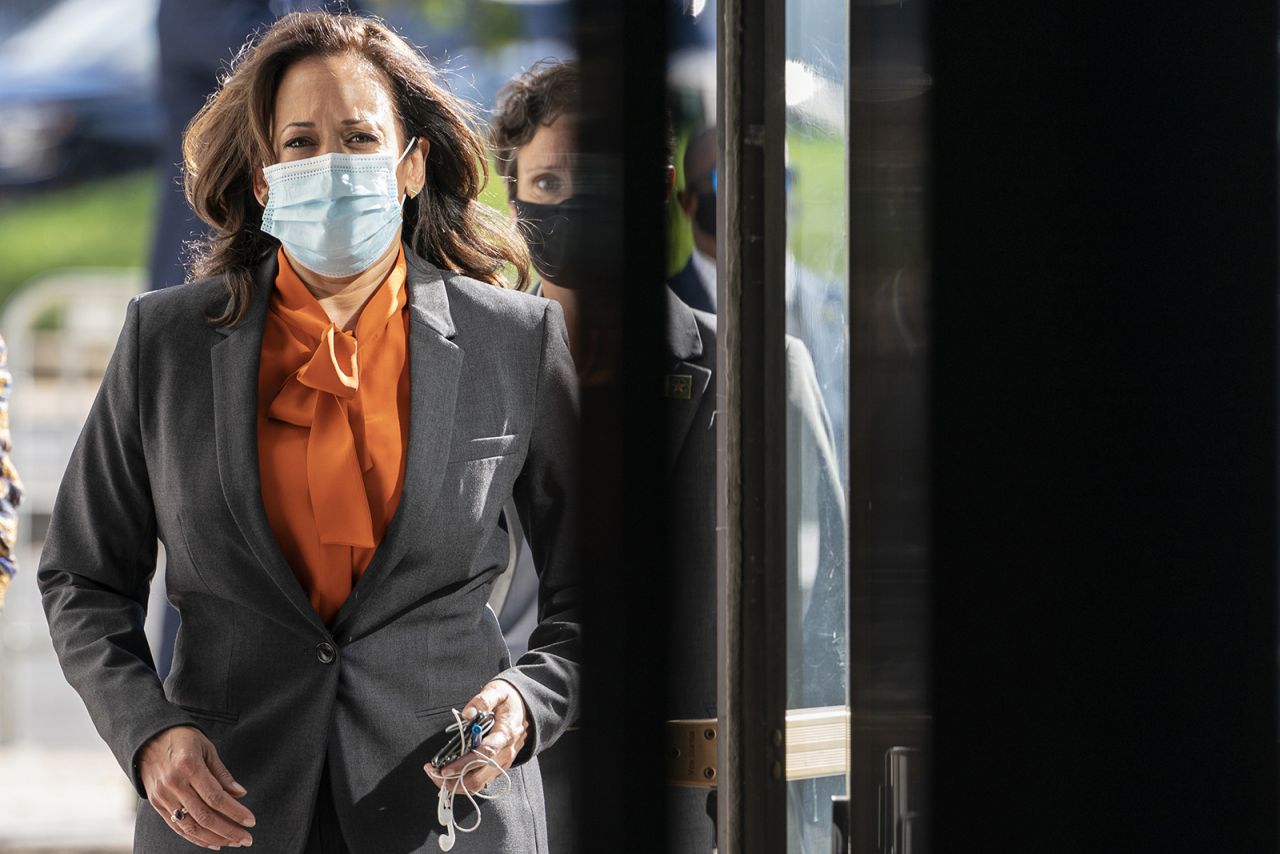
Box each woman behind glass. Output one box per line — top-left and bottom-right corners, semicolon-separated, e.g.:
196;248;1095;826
38;12;578;853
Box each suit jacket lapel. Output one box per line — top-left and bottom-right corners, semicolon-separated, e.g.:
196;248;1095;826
664;288;713;472
210;253;328;635
329;250;463;637
531;282;712;470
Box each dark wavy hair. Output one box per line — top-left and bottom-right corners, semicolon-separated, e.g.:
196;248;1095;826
490;60;676;195
183;11;529;326
488;59;581;198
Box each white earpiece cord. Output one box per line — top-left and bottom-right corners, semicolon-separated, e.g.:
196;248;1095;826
435;708;512;850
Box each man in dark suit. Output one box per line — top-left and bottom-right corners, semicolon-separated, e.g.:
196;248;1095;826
672;124;849;476
669;125;718;315
489;60;848;853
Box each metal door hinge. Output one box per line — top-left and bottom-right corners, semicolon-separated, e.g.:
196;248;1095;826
666;707;852;789
666;719;719;787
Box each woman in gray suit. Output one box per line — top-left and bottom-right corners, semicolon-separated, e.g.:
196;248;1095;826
38;12;579;853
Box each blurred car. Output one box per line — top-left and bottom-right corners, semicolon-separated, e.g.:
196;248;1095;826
0;0;160;192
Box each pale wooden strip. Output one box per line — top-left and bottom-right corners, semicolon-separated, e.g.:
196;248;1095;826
785;706;849;780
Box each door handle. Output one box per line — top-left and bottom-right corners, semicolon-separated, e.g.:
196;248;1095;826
831;794;850;854
878;746;921;854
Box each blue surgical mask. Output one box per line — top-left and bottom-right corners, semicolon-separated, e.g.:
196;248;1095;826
260;137;417;277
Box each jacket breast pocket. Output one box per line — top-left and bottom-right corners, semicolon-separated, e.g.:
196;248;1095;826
448;434;519;463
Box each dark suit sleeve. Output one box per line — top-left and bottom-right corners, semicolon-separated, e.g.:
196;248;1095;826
497;299;581;762
38;296;200;799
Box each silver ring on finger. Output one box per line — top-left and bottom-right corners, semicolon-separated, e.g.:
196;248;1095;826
170;806;188;823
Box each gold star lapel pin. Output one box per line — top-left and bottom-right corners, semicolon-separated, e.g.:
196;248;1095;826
664;374;693;400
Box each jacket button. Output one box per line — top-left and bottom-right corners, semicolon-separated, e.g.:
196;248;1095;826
316;642;336;664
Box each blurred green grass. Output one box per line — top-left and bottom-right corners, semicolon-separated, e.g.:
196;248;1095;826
787;130;846;279
666;128;847;281
476;163;510;222
0;171;158;308
0;133;845;310
0;168;513;306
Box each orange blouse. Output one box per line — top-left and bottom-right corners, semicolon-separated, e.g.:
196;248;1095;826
257;247;411;624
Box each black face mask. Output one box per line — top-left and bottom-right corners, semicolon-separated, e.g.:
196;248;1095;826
694;191;717;238
512;197;590;290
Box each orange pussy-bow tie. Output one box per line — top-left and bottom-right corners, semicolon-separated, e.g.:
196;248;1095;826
267;323;377;548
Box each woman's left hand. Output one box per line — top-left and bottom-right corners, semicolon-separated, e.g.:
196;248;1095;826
424;678;529;793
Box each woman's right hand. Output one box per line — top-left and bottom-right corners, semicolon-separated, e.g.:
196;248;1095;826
138;725;257;849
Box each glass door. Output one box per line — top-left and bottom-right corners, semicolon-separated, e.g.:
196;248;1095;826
716;0;929;849
782;0;852;850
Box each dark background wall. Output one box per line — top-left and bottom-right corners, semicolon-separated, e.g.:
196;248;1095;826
931;1;1278;850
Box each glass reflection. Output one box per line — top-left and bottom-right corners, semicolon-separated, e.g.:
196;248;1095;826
785;0;850;850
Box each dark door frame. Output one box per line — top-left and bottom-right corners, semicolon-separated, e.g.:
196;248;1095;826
717;0;791;849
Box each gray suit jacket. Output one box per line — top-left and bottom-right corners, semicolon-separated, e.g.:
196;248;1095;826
499;289;848;854
38;248;581;854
